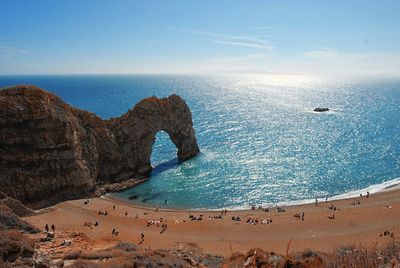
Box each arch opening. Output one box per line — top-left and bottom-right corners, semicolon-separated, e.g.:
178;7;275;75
149;130;180;177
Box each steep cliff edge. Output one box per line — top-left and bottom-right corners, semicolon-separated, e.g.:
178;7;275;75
0;85;199;206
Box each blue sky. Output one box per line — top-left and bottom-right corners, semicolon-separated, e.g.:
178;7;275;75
1;0;400;76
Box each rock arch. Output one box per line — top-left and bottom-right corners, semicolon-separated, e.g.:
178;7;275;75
109;95;200;177
0;85;199;204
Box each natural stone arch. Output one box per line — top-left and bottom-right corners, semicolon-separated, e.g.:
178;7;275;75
110;95;200;176
0;85;199;205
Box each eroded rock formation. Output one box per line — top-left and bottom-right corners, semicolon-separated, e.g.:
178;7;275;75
313;107;329;112
0;85;199;205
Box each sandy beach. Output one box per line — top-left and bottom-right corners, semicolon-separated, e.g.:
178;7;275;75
23;187;400;257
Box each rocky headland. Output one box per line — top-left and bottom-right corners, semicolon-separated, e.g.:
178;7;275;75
0;85;199;207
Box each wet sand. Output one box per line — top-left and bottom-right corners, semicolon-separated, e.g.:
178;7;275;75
24;187;400;257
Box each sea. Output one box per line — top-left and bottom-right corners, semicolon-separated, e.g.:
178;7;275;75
1;74;399;209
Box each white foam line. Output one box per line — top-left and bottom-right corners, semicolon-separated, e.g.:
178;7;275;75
329;177;400;201
220;177;400;211
103;177;400;211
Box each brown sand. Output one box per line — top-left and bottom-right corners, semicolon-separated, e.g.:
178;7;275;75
24;188;400;257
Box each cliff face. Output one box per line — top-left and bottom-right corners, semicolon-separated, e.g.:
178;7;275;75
0;85;199;205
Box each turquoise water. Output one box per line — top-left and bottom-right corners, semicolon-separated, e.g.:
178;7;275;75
1;74;399;209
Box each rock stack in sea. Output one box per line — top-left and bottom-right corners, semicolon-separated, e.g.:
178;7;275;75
0;85;199;206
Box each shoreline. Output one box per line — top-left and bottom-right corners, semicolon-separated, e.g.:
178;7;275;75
105;176;400;212
24;185;400;257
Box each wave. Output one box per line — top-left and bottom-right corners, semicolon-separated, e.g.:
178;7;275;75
220;177;400;211
106;177;400;212
329;177;400;201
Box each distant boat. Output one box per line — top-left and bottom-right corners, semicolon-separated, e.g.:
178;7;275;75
314;107;329;112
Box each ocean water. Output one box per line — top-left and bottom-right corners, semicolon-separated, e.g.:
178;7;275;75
1;74;399;209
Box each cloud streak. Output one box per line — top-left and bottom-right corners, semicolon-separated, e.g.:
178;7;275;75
249;25;287;33
0;45;29;56
213;40;273;49
170;27;274;50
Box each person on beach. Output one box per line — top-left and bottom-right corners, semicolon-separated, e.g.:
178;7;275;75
315;198;318;206
367;191;370;198
45;224;49;233
301;212;305;221
160;224;167;234
51;224;55;232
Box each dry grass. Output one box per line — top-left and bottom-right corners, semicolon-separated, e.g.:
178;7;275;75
0;229;35;262
0;203;39;233
223;239;400;267
324;239;400;268
66;240;400;267
62;241;221;267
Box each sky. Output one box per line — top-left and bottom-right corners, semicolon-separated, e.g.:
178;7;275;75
1;0;400;76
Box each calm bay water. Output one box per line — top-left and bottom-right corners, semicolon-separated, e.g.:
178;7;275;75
1;74;399;209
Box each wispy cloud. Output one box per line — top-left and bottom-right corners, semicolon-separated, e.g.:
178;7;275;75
213;40;273;49
0;43;30;60
250;26;278;30
170;27;274;50
249;25;286;33
304;46;338;57
0;45;29;56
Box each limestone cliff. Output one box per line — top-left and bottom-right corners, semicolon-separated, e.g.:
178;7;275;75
0;85;199;206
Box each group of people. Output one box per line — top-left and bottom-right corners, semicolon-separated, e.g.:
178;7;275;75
44;223;55;233
147;219;163;227
293;212;305;221
160;223;168;234
231;216;241;221
250;205;271;212
209;215;223;220
98;210;108;216
84;221;99;228
189;214;203;221
111;228;120;236
380;230;394;238
246;217;260;225
360;191;370;198
277;207;286;213
261;218;273;225
139;232;144;244
246;217;273;225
